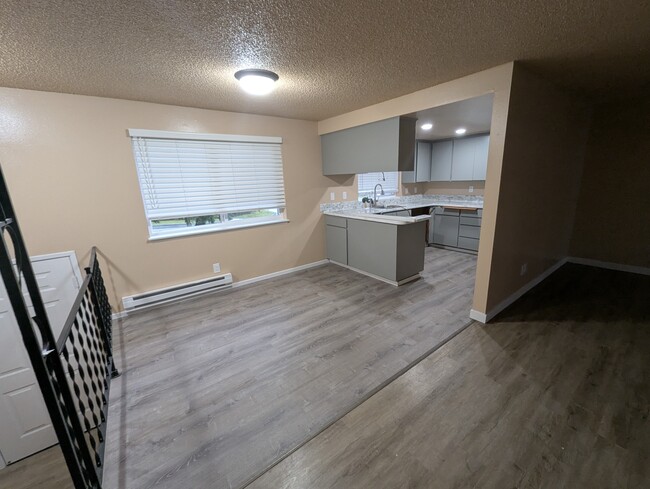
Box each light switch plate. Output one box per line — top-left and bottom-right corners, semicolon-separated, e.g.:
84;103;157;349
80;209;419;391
342;191;347;199
469;185;474;193
330;192;335;201
213;263;221;273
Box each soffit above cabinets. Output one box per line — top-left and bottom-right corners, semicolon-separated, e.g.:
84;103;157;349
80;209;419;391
1;1;650;120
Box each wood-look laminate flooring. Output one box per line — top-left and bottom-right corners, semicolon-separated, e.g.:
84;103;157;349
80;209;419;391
101;247;476;489
1;259;648;489
248;263;650;489
0;246;471;489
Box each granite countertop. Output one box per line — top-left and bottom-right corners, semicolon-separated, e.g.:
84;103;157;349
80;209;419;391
320;194;484;216
324;209;430;225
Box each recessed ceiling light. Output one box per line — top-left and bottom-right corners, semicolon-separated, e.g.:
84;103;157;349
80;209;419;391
420;123;433;130
234;69;279;96
455;127;467;135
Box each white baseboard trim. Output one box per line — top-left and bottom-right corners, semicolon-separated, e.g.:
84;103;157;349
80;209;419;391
469;309;487;323
471;257;569;324
567;257;650;276
232;259;330;289
331;260;420;286
111;310;128;321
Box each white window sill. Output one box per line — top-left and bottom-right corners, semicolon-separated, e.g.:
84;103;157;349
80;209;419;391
147;218;290;242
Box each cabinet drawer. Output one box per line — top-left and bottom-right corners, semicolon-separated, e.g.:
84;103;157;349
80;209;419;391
459;225;481;239
458;236;479;251
460;216;482;226
460;208;482;217
325;215;347;228
435;207;460;217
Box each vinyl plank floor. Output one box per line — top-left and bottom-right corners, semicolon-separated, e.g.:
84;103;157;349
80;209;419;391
247;263;650;489
99;246;476;489
3;261;648;489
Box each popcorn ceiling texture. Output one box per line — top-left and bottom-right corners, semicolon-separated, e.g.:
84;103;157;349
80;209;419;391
1;1;649;120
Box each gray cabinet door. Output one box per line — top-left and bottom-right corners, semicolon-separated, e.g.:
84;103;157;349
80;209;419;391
326;225;348;264
472;135;489;181
433;214;459;247
415;141;432;182
321;116;416;175
450;137;475;181
429;140;453;181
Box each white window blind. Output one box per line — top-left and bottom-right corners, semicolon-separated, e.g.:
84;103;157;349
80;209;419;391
129;130;286;222
129;129;286;238
357;172;399;198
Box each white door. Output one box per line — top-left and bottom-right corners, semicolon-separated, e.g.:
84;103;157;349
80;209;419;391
0;251;83;465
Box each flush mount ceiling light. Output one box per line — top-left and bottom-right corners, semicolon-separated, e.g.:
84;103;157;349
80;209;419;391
455;127;467;135
420;123;433;130
234;69;279;96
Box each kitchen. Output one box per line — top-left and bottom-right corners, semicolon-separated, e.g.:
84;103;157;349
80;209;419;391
320;94;492;286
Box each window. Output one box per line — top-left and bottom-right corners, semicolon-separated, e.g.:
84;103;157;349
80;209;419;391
357;172;399;201
129;129;287;239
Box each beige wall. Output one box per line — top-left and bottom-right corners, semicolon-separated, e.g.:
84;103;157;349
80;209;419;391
482;65;591;312
570;97;650;268
0;87;351;310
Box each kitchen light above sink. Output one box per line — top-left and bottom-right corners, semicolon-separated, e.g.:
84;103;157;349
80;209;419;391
234;69;279;96
455;127;467;135
420;122;433;130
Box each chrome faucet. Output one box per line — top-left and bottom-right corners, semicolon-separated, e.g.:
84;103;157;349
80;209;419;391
373;183;384;207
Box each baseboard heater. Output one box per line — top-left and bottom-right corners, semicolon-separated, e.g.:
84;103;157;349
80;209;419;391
122;273;233;312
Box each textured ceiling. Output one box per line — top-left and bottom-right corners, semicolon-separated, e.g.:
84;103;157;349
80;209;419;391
1;1;649;121
413;94;493;140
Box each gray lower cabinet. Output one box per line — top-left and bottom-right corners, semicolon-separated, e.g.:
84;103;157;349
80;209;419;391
431;208;482;252
432;210;460;247
429;140;453;181
325;216;347;264
321;116;416;175
347;219;425;282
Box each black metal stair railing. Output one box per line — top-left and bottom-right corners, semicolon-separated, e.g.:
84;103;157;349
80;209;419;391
0;165;117;489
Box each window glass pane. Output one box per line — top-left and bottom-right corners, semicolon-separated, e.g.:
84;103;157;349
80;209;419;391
358;172;399;200
227;208;281;221
151;214;221;233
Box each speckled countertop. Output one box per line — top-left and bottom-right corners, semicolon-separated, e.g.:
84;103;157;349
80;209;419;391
320;194;483;213
322;194;482;225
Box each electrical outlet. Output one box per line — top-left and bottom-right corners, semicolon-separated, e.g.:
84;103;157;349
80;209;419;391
414;186;417;193
213;263;221;273
404;188;409;194
469;185;474;193
342;191;347;200
520;263;527;276
330;192;335;201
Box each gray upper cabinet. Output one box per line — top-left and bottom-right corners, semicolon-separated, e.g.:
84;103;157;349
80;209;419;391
321;116;416;175
429;140;453;182
450;137;475;181
415;141;432;182
450;134;490;182
403;141;432;183
472;135;489;180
